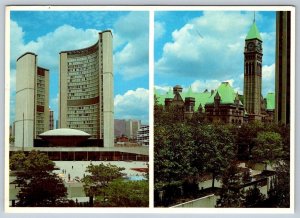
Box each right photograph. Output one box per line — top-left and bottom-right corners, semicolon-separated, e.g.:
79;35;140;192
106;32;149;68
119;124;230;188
154;9;293;208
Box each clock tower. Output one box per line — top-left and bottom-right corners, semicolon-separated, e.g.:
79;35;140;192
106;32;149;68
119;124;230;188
244;19;263;120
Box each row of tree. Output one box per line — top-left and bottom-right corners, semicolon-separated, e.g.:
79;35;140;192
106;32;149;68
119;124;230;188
10;151;148;207
154;103;290;207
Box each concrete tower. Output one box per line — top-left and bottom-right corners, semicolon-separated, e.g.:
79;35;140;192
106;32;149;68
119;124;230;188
243;17;263;121
59;30;114;147
15;52;49;147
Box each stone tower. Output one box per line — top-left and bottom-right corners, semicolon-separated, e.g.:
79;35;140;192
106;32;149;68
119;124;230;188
244;18;263;121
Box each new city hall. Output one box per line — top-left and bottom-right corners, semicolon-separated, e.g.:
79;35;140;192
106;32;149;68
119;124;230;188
12;30;148;161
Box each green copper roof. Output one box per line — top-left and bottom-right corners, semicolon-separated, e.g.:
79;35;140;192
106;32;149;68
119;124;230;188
266;93;275;110
155;82;243;110
246;22;262;41
207;82;239;104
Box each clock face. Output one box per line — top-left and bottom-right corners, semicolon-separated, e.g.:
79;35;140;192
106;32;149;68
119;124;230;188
257;42;262;51
247;42;255;51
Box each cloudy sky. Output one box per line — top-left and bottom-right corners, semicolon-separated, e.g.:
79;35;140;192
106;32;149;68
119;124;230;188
10;11;149;125
154;11;276;96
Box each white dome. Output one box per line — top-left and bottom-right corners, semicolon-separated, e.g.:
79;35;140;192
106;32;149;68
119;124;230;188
39;128;91;136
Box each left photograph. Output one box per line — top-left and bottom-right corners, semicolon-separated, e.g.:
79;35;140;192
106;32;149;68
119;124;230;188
7;8;149;207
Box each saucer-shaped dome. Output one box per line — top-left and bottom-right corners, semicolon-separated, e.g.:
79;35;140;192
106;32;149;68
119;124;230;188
40;128;91;136
39;128;91;147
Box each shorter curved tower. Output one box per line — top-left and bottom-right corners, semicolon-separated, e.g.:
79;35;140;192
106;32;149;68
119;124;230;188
15;52;50;147
59;30;113;147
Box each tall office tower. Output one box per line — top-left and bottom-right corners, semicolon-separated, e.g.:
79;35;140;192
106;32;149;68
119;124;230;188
243;19;263;121
59;31;114;147
15;52;50;147
125;119;141;139
275;11;291;125
49;109;54;130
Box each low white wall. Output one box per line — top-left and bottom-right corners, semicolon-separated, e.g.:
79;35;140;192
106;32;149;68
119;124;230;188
172;194;218;208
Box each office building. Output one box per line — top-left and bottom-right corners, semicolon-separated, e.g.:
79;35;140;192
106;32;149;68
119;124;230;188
49;109;54;130
125;119;141;139
275;11;291;125
59;30;114;147
114;119;141;139
15;52;50;147
137;125;149;146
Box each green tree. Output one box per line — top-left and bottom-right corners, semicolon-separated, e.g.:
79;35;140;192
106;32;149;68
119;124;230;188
81;163;125;206
236;121;264;159
97;179;149;207
154;123;200;205
244;186;266;207
251;131;284;167
10;150;67;207
195;124;236;188
217;163;245;208
267;160;290;207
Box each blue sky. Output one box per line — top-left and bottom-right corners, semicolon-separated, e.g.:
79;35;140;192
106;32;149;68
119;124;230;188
10;11;149;125
154;11;276;97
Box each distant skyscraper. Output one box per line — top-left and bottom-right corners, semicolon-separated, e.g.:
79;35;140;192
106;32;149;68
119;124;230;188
15;52;50;147
125;119;141;139
275;11;291;125
49;109;54;130
244;19;263;121
59;31;114;147
114;119;141;139
114;119;126;137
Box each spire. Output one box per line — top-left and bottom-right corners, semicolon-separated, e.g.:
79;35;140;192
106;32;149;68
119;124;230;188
246;13;262;41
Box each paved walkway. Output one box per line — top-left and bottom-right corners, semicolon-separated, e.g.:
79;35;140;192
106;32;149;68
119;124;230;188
54;161;148;183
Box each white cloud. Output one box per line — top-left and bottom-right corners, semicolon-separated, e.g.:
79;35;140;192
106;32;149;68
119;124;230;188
113;12;149;80
156;79;242;95
155;21;166;40
114;88;149;124
10;21;25;67
262;64;275;81
10;21;100;71
155;11;275;83
262;63;275;95
154;85;171;94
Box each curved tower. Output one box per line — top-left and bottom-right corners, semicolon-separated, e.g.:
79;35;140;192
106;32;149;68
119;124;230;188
243;19;263;121
15;52;50;147
59;30;113;147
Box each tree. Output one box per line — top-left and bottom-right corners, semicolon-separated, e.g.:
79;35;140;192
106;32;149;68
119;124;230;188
267;160;290;207
236;121;264;159
251;131;284;167
97;179;149;207
81;163;125;206
194;124;236;188
217;163;245;208
10;150;67;207
244;186;266;207
154;123;200;206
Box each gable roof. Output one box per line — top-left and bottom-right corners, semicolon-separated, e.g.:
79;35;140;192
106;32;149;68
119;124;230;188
206;82;241;105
